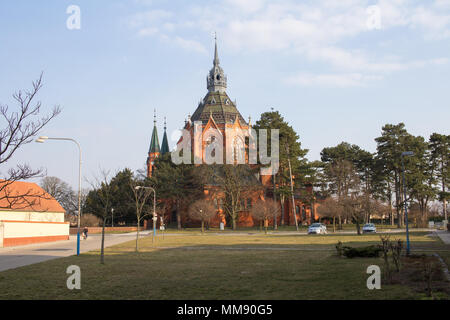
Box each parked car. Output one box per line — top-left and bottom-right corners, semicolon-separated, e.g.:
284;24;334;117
308;223;327;234
362;223;376;233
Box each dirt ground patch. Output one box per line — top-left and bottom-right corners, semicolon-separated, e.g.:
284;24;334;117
390;254;450;299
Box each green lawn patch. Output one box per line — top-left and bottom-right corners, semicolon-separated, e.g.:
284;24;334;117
0;231;448;300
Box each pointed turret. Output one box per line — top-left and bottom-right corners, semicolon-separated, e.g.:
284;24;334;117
213;34;220;66
161;117;169;155
147;110;160;177
207;35;227;93
149;111;160;153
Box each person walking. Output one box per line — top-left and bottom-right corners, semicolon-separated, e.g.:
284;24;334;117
83;227;88;240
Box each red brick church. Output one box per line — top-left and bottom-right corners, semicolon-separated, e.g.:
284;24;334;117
146;39;319;228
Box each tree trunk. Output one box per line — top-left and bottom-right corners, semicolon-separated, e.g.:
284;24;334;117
273;174;277;230
176;200;182;230
338;215;342;230
177;212;181;230
280;195;285;226
387;184;394;226
443;180;448;221
260;220;263;232
201;220;204;233
232;216;236;230
390;200;394;226
355;219;361;235
333;216;336;233
100;216;106;264
135;217;140;252
395;171;402;228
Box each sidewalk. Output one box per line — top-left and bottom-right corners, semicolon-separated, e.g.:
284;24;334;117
0;231;150;272
435;230;450;245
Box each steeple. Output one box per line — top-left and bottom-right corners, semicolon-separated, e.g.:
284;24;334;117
161;117;169;155
207;35;227;93
149;110;160;153
213;33;220;66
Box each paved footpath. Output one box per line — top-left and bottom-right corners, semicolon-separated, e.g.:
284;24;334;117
0;231;150;272
435;230;450;245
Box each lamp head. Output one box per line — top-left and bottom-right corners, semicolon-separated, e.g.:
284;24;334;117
36;136;49;143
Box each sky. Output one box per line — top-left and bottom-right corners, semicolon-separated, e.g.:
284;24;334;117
0;0;449;189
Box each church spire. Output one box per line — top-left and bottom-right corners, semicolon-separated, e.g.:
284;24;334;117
207;34;227;93
213;32;219;66
161;117;169;155
149;109;160;153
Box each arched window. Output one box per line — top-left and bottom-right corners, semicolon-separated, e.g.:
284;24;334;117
240;198;246;210
231;137;245;163
247;198;252;209
295;205;300;214
205;135;216;158
302;206;307;220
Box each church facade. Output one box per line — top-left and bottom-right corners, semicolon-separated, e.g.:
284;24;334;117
146;40;319;228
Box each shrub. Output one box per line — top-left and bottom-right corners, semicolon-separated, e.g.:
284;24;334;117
342;245;382;258
335;241;344;257
80;213;102;227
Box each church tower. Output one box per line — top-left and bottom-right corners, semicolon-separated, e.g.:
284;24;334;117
147;111;160;177
207;38;227;93
186;36;248;164
160;117;170;155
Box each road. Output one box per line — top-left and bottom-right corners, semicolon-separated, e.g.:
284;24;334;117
0;231;150;272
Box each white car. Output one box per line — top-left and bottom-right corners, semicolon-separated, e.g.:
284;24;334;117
308;223;327;234
362;223;376;233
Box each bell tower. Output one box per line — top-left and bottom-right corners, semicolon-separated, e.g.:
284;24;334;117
207;35;227;93
147;110;161;177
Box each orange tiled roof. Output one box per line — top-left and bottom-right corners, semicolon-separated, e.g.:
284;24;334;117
0;180;65;213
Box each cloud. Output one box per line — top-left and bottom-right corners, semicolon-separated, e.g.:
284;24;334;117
284;73;383;88
126;0;450;87
172;37;207;54
128;9;173;28
137;27;159;37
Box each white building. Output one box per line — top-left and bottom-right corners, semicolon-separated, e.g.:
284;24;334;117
0;180;69;247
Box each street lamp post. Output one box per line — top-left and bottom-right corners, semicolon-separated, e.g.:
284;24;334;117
286;145;299;231
111;208;114;228
401;151;414;255
36;136;82;256
135;186;156;242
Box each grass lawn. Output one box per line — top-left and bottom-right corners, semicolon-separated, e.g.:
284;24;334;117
0;231;448;300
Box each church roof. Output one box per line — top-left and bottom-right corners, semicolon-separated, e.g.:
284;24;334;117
149;123;160;154
191;36;247;126
190;91;247;126
161;119;169;155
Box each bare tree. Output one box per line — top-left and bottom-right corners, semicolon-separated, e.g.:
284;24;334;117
316;197;344;232
0;74;60;205
212;164;261;230
130;180;154;252
250;199;280;234
85;170;115;264
188;199;217;233
40;176;83;214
